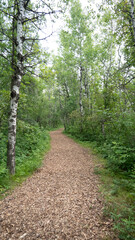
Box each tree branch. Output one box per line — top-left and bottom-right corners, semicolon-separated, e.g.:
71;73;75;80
24;0;30;9
24;31;54;41
0;53;9;61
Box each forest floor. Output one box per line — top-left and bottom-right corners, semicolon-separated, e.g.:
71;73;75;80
0;129;118;240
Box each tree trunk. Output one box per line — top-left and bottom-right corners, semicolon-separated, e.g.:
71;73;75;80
79;65;84;131
84;69;89;99
11;0;17;90
79;65;83;117
88;86;93;115
7;0;24;174
130;0;135;43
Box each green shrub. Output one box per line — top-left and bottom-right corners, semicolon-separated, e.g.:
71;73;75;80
99;141;135;172
0;121;50;197
111;207;135;240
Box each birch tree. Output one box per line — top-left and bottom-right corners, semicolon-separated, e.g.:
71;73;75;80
7;0;25;174
2;0;60;174
58;0;92;123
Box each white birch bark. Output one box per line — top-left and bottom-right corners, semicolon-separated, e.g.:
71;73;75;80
130;0;135;43
7;0;24;174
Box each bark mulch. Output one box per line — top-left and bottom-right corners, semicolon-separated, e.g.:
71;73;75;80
0;129;118;240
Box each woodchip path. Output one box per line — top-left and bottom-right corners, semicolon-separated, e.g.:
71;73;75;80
0;129;116;240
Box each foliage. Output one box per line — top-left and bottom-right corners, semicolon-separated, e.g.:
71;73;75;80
0;0;135;238
0;121;50;197
103;202;135;240
66;110;135;172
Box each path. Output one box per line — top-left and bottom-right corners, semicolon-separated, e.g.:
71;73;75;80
0;129;115;240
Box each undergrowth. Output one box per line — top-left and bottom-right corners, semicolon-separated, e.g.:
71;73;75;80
0;120;50;199
64;131;135;240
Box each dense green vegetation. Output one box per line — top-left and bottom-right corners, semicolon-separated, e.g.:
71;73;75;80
0;122;50;198
0;0;135;239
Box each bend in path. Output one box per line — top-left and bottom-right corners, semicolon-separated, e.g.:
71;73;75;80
0;129;117;240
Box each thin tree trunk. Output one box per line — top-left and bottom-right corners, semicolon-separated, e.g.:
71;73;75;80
88;85;93;115
58;86;63;111
79;65;83;116
7;0;24;174
130;0;135;43
11;2;17;91
84;69;89;99
79;65;83;131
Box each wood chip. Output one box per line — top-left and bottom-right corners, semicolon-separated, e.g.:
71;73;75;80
0;129;118;240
